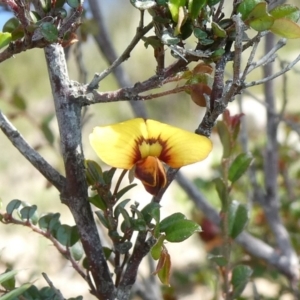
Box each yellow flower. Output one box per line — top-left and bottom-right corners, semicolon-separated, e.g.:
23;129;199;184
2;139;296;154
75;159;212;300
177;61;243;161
89;118;212;195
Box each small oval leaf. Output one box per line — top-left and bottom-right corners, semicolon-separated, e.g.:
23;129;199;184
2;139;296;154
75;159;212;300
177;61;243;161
229;152;253;183
159;212;186;232
188;0;207;20
270;18;300;39
40;22;58;42
270;4;300;22
164;219;201;242
231;265;253;298
6;199;22;214
228;201;249;239
0;32;12;49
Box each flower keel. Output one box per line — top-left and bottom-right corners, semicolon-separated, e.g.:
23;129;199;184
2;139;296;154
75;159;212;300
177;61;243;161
135;156;167;195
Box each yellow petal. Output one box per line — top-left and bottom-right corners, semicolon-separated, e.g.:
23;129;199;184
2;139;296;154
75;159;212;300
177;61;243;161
145;119;212;168
135;156;167;195
89;118;212;170
89;119;148;169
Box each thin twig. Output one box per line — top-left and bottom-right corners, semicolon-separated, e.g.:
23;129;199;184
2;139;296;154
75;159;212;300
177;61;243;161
0;110;66;192
244;38;286;75
88;22;154;89
87;0;148;118
244;53;300;88
42;273;65;300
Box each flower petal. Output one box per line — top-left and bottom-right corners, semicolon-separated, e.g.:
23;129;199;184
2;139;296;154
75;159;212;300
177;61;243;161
89;119;149;169
89;118;213;170
145;119;212;168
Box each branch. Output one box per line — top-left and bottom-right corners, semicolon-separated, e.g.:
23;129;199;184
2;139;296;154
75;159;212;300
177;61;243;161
88;21;154;89
175;171;300;280
116;234;156;300
80;58;191;106
42;273;65;300
244;38;286;76
44;43;115;299
0;39;48;63
0;110;66;192
261;33;299;288
244;53;300;88
87;0;149;118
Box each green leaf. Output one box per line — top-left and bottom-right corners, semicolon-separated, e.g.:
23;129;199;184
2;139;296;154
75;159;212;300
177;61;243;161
85;159;104;186
131;218;147;231
40;22;58;42
142;35;163;49
159;212;186;232
151;234;165;260
168;0;186;22
6;199;22;214
103;168;116;185
216;121;231;158
88;194;107;210
69;226;80;246
56;225;79;247
270;4;300;22
102;247;113;260
21;285;40;299
120;207;132;232
231;265;253;298
210;48;225;60
1;273;15;290
116;184;137;201
270;18;300;39
193;28;207;39
95;210;109;229
237;0;261;20
0;283;31;300
188;0;207;20
157;250;171;285
40;0;51;12
213;177;228;206
0;270;18;285
228;152;253;183
249;14;274;31
247;2;268;20
141;202;161;224
38;213;61;233
207;0;220;6
228;201;249;239
56;224;72;246
11;89;27;110
157;0;167;5
211;21;227;37
115;241;132;254
66;0;81;8
163;219;201;243
3;18;20;33
114;199;131;218
29;11;41;23
246;3;274;32
0;32;12;49
70;242;84;261
19;205;38;224
208;254;227;267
